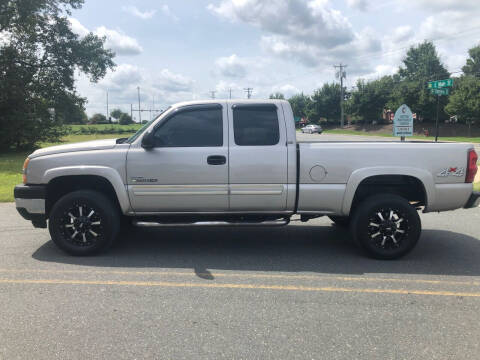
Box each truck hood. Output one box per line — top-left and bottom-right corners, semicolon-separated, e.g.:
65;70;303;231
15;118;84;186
29;138;118;159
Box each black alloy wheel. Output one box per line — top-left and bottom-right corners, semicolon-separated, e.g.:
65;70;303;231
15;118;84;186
49;190;120;256
350;194;421;259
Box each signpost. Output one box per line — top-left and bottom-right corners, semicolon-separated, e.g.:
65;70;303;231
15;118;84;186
427;79;453;89
431;88;449;96
428;78;454;142
393;104;413;141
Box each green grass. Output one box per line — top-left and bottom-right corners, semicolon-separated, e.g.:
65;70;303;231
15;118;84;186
0;152;30;202
322;129;480;143
474;183;480;192
0;132;136;202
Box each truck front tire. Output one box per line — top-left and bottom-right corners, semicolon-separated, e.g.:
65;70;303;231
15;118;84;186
48;190;120;256
350;194;421;260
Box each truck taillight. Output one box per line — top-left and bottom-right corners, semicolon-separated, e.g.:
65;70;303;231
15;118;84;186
466;149;478;183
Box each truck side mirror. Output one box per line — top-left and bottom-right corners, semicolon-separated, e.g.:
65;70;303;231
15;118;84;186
141;130;155;149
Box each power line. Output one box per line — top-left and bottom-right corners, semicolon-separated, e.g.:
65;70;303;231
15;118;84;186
244;87;253;99
106;90;109;121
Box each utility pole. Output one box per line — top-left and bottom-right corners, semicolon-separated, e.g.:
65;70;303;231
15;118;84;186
244;87;253;99
229;88;232;99
106;90;109;122
209;90;216;99
130;104;133;122
334;64;347;128
137;86;141;123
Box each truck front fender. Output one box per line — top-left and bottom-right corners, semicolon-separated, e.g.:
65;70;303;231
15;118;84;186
341;167;434;215
43;166;131;213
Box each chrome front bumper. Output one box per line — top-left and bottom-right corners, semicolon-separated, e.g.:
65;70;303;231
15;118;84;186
15;198;45;214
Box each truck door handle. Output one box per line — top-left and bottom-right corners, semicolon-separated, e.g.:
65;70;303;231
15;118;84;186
207;155;226;165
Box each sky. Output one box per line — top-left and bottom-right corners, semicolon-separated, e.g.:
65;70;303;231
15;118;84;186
70;0;480;119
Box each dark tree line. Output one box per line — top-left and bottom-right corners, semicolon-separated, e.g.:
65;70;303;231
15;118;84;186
286;42;480;128
0;0;115;150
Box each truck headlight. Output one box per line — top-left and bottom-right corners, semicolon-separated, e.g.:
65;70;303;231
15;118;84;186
22;158;30;184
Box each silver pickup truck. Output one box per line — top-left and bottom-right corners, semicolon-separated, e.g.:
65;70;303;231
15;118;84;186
14;100;479;259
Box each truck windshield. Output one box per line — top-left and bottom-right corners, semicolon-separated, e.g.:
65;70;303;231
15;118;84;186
126;107;171;144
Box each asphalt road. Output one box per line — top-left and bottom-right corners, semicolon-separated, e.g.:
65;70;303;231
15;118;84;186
1;201;480;359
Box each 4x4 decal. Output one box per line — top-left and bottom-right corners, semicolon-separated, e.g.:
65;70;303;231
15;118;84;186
437;167;465;177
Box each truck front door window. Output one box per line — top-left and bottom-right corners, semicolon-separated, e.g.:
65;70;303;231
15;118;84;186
153;108;223;147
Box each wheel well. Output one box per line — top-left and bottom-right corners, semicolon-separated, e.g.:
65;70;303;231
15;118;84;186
45;175;120;217
351;175;426;212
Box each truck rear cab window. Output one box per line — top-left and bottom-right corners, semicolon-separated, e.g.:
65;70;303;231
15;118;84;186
153;107;223;147
233;105;279;146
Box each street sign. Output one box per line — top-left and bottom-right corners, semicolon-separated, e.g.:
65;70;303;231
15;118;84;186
393;104;413;137
431;88;449;95
428;78;453;89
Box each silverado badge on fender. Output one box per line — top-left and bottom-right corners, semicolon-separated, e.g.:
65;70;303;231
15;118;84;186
131;177;158;183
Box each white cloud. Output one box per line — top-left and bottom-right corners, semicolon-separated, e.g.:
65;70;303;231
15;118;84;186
68;18;89;37
95;26;143;56
214;81;242;98
215;54;248;78
391;25;413;43
153;69;194;92
347;0;369;11
122;5;156;19
76;64;195;116
68;18;143;56
415;0;478;11
208;0;354;49
208;0;380;74
100;64;142;91
270;84;300;97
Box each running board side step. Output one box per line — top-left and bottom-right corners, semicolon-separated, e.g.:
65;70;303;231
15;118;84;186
133;219;290;227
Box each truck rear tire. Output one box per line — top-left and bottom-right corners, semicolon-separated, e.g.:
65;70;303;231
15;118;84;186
350;194;421;260
48;190;120;256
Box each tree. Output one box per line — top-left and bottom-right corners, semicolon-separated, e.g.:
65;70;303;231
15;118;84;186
445;76;480;128
110;108;123;122
349;76;395;124
309;83;341;123
0;0;115;150
56;92;88;124
89;113;107;124
269;92;285;99
399;41;449;81
395;41;449;121
119;113;133;125
288;93;311;119
462;45;480;76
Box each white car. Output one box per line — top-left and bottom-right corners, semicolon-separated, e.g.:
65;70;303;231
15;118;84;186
301;124;322;134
